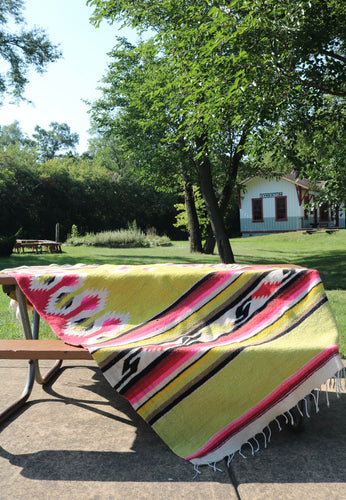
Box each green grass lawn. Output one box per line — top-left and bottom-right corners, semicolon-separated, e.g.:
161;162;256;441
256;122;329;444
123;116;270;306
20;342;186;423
0;230;345;354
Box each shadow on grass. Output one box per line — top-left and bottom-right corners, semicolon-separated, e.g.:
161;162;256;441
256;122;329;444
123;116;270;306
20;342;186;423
1;245;345;291
0;251;220;268
235;249;346;290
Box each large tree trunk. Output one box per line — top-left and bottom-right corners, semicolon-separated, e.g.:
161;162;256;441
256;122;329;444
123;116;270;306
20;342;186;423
195;135;235;264
184;180;203;253
202;127;248;256
203;225;216;254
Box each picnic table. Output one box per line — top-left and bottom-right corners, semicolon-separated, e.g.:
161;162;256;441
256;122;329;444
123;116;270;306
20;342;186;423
14;239;62;254
0;263;343;467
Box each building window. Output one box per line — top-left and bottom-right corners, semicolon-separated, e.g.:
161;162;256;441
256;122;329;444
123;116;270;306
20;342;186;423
252;198;263;222
275;196;287;221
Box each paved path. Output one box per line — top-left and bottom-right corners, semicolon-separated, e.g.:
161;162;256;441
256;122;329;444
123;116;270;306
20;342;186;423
0;359;345;499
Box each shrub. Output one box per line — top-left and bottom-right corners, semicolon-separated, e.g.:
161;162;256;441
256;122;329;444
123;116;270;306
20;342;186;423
65;228;171;248
0;235;16;257
144;227;171;247
91;229;147;248
71;224;79;239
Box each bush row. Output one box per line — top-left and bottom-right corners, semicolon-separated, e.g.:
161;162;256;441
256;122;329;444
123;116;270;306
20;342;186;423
66;227;171;248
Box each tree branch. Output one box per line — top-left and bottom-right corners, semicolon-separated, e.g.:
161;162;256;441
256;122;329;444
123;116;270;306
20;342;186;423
321;50;346;64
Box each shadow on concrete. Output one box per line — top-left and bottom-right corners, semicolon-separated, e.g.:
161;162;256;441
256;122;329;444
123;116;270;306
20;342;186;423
1;364;345;485
0;365;229;483
229;389;346;485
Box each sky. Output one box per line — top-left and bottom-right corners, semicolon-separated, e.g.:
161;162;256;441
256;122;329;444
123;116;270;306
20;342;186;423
1;0;138;153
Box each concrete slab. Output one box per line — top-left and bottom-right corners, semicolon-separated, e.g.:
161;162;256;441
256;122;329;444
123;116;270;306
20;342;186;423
1;359;345;499
0;360;236;499
230;360;346;499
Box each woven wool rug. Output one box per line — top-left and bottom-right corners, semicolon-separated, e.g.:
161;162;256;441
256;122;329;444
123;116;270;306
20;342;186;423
2;263;344;466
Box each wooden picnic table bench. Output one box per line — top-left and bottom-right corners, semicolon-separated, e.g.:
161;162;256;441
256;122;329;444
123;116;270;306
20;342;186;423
14;239;62;254
0;274;91;424
0;339;92;360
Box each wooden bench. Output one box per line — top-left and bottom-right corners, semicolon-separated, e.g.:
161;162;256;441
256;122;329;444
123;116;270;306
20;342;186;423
0;339;92;360
0;340;92;424
0;275;92;423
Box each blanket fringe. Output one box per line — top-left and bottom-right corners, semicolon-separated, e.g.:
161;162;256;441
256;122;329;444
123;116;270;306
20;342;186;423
192;367;345;478
207;462;223;472
192;464;201;479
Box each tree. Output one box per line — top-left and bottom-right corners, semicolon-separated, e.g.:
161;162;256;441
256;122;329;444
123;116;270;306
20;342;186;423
89;0;345;98
248;94;346;209
89;36;249;261
0;0;61;103
298;98;346;209
33;122;79;161
88;40;206;252
88;0;345;262
0;143;41;237
0;121;34;148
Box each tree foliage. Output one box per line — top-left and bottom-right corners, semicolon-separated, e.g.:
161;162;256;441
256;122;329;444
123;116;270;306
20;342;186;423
297;98;346;208
0;0;61;103
88;30;250;261
248;94;346;209
0;120;34;148
0;137;180;241
33;122;80;160
87;0;345;262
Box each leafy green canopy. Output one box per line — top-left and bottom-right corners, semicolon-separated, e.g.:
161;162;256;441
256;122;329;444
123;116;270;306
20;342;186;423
88;34;249;259
0;143;179;240
88;0;346;167
33;122;79;161
0;120;34;148
87;0;345;261
0;0;61;102
249;95;346;208
88;0;345;101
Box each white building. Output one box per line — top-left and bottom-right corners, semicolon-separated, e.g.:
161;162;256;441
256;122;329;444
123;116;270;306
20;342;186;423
239;174;345;236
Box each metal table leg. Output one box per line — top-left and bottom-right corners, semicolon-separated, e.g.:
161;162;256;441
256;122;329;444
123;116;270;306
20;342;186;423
31;306;63;385
0;359;36;424
0;285;63;424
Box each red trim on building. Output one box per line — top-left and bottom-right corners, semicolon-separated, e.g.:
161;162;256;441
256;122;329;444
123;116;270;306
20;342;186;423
295;185;309;206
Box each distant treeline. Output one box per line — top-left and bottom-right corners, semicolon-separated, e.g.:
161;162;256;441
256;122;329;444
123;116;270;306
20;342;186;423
0;151;183;241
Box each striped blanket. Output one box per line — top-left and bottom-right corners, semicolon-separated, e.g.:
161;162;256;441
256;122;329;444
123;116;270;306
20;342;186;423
2;263;343;466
